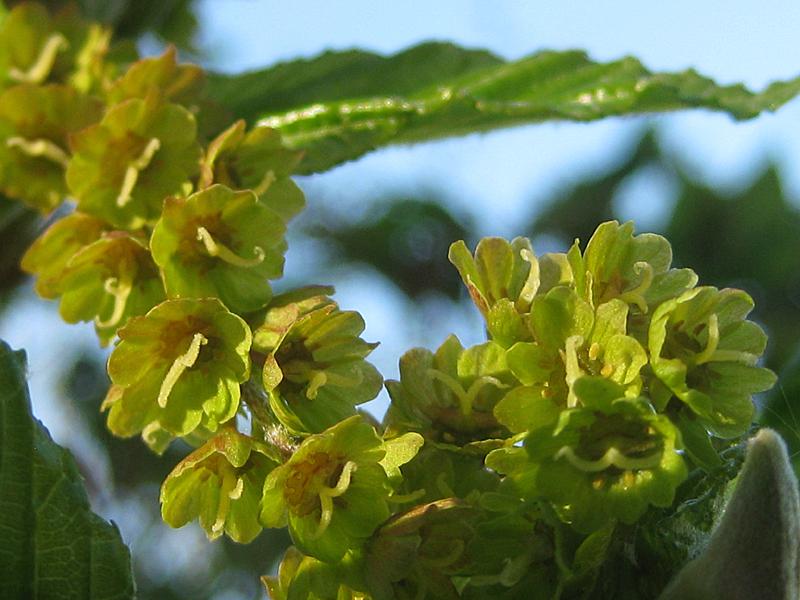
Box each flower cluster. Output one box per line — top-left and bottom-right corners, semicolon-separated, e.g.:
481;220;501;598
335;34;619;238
5;4;777;599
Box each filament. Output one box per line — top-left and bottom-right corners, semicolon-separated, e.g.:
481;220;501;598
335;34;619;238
252;169;276;196
212;470;243;537
94;270;134;329
158;332;208;408
9;33;68;84
7;137;69;167
427;369;505;417
196;226;265;267
555;445;660;472
116;138;161;207
694;313;720;365
312;460;357;538
424;539;464;568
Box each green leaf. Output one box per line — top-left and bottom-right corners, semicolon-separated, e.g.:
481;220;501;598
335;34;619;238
206;41;501;130
209;44;800;173
0;341;134;599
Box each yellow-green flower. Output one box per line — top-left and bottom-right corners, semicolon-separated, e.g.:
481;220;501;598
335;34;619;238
20;211;106;298
103;298;251;451
200;120;305;223
67;93;201;229
261;416;419;563
521;378;687;533
56;232;165;344
161;429;279;543
0;84;102;210
150;184;287;313
0;2;111;93
649;286;776;438
252;288;382;434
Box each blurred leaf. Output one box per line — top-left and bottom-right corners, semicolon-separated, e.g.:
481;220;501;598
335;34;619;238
8;0;200;50
208;44;800;173
0;340;134;599
0;195;39;304
311;197;470;299
107;0;198;52
761;343;800;473
530;130;661;245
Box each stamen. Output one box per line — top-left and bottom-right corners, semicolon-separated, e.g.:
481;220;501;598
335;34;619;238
305;371;327;400
229;477;245;500
620;261;654;313
212;470;241;537
555;445;660;472
312;460;357;538
196;226;265;267
116;138;161;207
426;370;505;417
158;332;208;407
694;314;720;365
9;33;68;84
517;247;540;308
71;25;111;93
326;460;357;498
427;368;470;415
463;376;507;415
314;493;335;539
94;270;133;329
7;137;69;167
564;336;584;408
252;169;276;196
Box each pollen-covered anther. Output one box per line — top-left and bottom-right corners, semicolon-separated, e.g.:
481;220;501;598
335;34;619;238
6;137;69;168
116;137;161;207
9;33;68;84
157;332;208;408
196;226;265;267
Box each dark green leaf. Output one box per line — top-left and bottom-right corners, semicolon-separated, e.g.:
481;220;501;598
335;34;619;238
206;42;501;127
209;44;800;173
0;340;134;599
